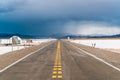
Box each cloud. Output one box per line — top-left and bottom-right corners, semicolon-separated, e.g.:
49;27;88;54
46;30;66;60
0;0;25;13
65;21;120;35
0;0;120;36
0;0;120;21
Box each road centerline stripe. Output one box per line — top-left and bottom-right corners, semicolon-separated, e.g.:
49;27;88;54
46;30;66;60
52;41;63;79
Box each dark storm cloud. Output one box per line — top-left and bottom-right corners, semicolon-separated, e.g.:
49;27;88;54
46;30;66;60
1;0;120;21
0;7;14;13
0;0;120;35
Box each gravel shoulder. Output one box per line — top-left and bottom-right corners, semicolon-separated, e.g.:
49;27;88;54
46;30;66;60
106;49;120;54
69;41;120;68
0;41;53;70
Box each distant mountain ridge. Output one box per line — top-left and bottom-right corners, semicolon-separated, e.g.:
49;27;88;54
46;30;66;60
62;34;120;38
0;33;120;39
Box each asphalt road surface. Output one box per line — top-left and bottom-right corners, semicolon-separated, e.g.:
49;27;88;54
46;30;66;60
0;40;120;80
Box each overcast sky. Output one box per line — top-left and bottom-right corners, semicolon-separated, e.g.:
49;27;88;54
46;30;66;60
0;0;120;36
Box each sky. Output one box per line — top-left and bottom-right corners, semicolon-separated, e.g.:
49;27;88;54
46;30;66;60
0;0;120;36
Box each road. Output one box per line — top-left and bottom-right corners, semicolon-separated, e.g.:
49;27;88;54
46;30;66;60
0;40;120;80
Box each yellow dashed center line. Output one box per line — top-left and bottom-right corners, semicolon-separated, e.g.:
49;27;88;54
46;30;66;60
52;41;63;79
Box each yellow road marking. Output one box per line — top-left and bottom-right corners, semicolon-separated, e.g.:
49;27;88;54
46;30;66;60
58;66;62;68
52;75;57;78
58;68;62;71
58;71;62;74
58;75;63;78
53;71;57;74
52;41;63;79
53;68;57;71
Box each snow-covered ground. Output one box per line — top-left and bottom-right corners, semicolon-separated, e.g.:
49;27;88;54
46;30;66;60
0;39;55;45
0;46;26;55
29;39;55;45
0;39;56;55
70;39;120;49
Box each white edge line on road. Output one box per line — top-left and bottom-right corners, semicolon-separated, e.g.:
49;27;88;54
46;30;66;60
70;42;120;72
0;42;54;73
